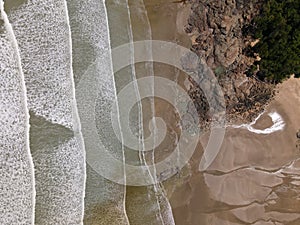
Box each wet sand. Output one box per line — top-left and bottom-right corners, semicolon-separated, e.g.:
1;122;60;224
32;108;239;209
170;77;300;224
251;113;274;130
144;0;192;165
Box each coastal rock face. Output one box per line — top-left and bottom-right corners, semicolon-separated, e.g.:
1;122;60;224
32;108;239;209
185;0;274;124
186;0;255;69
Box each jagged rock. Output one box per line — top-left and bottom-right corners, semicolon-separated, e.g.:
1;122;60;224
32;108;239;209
185;0;274;126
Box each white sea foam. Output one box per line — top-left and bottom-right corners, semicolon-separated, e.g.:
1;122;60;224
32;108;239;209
8;0;75;128
232;111;285;134
0;1;35;223
31;137;85;224
7;1;86;224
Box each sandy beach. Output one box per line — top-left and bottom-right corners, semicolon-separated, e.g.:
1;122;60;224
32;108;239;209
170;77;300;224
141;2;300;224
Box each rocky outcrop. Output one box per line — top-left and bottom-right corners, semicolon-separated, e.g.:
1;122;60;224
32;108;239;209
184;0;274;125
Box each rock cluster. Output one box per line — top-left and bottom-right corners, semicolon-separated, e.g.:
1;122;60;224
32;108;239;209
184;0;274;125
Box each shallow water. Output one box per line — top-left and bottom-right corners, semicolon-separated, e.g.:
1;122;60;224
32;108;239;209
106;0;175;224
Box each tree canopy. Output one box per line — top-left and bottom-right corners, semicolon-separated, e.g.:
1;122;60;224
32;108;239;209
251;0;300;83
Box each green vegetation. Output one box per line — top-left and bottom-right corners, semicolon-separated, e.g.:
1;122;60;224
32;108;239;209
214;66;225;76
250;0;300;83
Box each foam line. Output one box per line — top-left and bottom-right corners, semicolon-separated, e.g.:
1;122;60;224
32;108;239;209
127;0;175;223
